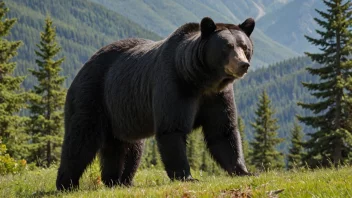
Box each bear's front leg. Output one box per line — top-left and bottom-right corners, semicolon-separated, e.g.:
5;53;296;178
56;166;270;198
153;87;198;181
199;87;250;176
156;133;194;180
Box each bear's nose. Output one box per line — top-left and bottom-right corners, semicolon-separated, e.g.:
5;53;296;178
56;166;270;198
240;62;250;70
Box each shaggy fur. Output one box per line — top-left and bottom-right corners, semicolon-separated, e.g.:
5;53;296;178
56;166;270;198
56;17;255;190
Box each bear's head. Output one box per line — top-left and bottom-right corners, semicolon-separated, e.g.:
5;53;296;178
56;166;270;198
200;17;255;90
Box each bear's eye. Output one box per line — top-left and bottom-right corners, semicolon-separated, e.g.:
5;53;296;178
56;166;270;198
245;50;251;60
241;44;248;51
226;43;234;49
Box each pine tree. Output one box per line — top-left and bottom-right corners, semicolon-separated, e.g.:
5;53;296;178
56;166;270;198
27;17;66;167
238;117;250;165
287;121;304;169
250;91;284;171
187;129;202;170
150;138;162;168
141;138;162;169
200;149;208;171
200;149;222;174
0;2;27;158
297;0;352;167
140;139;151;168
347;74;352;140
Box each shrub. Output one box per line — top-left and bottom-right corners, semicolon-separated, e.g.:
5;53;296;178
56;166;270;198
0;139;27;175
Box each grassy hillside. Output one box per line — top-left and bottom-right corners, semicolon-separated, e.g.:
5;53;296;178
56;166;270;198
5;0;161;88
1;165;351;197
257;0;324;54
90;0;299;68
235;57;318;150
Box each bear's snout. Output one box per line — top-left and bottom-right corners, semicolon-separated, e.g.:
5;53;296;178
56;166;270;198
239;62;250;70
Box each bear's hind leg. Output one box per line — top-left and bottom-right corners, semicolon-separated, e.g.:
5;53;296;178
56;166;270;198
56;135;100;190
120;140;145;186
100;137;127;187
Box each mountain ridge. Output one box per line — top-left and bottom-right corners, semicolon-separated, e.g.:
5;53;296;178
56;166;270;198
90;0;299;68
257;0;324;54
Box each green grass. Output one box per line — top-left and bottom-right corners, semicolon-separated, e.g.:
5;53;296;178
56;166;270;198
1;165;351;198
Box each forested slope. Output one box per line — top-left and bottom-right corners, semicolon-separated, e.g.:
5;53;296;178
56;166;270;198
5;0;160;88
235;57;318;150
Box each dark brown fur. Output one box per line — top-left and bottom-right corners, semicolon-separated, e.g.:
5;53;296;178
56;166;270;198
56;17;255;190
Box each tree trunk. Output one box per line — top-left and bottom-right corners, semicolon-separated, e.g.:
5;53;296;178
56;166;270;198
46;66;51;167
333;139;342;168
47;140;51;167
333;7;342;167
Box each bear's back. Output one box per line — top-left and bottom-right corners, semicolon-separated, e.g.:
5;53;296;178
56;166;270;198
102;38;167;141
66;38;162;142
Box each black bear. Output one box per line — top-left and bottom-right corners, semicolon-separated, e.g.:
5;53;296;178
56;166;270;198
56;17;255;190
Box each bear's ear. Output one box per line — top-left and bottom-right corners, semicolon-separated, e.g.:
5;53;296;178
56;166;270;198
200;17;216;37
239;18;255;37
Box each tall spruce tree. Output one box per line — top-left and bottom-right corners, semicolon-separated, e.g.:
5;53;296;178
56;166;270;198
250;91;284;171
150;138;162;168
348;74;352;137
200;149;208;171
187;130;202;170
141;138;162;169
0;2;27;158
200;149;222;174
27;17;66;167
287;121;304;169
297;0;352;167
141;138;158;168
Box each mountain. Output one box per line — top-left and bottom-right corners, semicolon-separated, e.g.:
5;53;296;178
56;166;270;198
215;0;293;20
235;56;318;151
257;0;325;54
89;0;292;33
5;0;161;88
89;0;299;68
